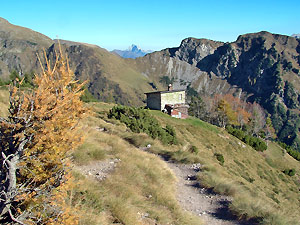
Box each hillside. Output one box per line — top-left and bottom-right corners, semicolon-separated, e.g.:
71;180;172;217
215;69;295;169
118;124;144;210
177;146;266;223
0;17;53;79
48;101;300;224
49;41;152;105
1;17;300;150
74;102;300;225
0;18;156;106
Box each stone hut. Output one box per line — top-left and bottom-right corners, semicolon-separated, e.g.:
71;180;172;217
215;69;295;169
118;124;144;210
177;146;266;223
145;84;189;119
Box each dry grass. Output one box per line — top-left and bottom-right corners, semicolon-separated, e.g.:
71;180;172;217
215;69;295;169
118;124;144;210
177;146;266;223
0;87;9;117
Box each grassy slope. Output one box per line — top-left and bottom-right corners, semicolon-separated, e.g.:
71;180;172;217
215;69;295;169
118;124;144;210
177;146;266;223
150;111;300;224
93;48;152;104
0;17;53;47
73;44;155;106
80;102;300;225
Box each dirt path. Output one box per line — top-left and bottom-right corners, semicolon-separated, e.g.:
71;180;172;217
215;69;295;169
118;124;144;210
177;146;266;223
167;162;255;225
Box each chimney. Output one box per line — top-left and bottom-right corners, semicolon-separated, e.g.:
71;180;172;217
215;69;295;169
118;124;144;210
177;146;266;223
168;84;173;91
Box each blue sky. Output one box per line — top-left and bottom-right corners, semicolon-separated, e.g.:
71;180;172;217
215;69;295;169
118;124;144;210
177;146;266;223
1;0;299;51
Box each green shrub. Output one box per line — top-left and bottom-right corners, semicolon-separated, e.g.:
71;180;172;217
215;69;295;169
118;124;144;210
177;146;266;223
0;78;5;86
164;125;178;145
251;138;267;151
80;88;98;102
8;71;35;88
214;153;224;165
189;145;199;154
225;125;234;133
108;105;177;145
283;169;296;177
159;76;174;86
232;129;245;140
242;135;251;145
278;142;300;161
292;68;299;74
259;130;266;139
226;126;267;151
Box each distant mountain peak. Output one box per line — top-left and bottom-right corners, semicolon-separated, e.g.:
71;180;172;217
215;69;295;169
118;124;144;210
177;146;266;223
128;44;140;52
112;44;153;59
292;34;300;39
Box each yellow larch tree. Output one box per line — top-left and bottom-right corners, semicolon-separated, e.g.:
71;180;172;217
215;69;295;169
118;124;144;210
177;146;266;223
0;45;87;224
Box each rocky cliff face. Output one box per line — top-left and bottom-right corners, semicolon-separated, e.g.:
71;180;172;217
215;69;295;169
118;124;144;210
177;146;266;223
134;31;300;149
169;37;224;65
133;37;244;97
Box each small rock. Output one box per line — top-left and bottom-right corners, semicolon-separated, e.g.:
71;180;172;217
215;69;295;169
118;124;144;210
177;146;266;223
142;212;149;218
199;211;207;216
96;127;108;132
191;163;202;171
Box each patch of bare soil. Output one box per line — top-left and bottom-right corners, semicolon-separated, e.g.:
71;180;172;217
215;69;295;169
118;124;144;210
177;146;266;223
75;158;120;181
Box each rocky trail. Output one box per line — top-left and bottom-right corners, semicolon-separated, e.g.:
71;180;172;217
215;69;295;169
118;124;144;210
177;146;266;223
167;162;256;225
